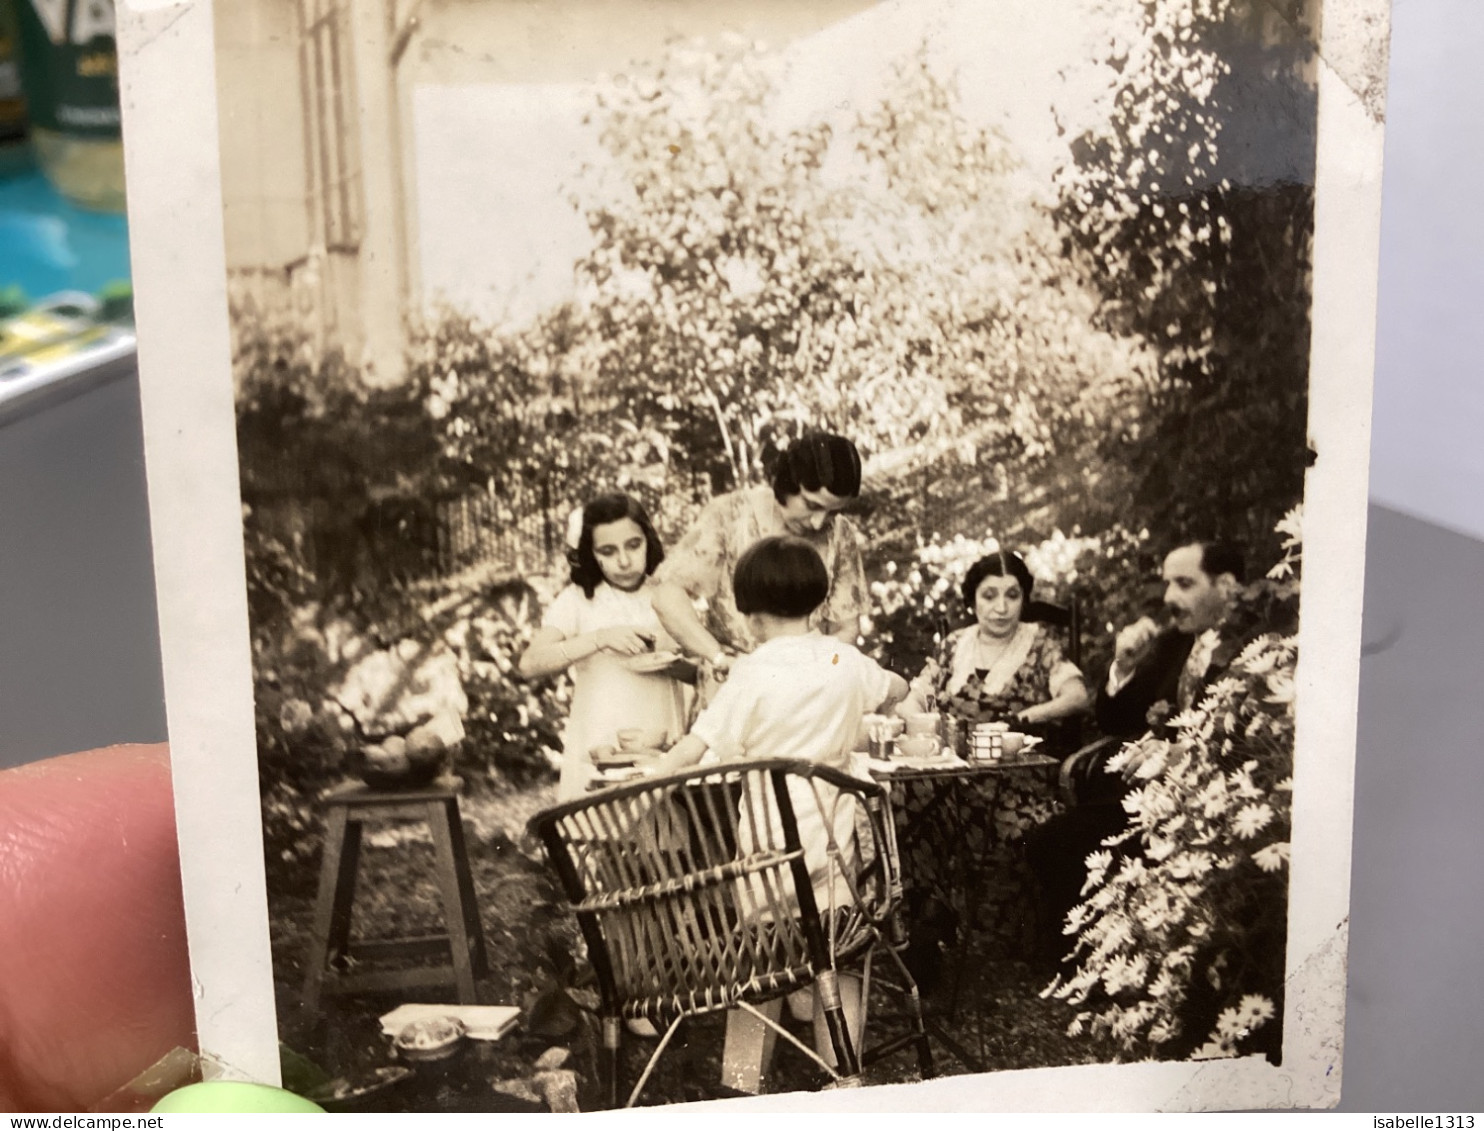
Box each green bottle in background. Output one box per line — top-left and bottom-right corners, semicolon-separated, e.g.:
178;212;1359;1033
0;0;31;171
13;0;125;211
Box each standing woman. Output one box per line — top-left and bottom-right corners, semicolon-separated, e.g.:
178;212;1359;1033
519;494;689;800
649;432;869;675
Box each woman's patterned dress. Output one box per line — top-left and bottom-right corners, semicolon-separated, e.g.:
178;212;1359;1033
894;624;1076;968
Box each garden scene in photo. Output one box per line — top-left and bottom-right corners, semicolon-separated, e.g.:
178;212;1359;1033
224;0;1317;1110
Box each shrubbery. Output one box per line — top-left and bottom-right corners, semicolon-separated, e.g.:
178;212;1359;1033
250;576;577;885
1046;509;1302;1063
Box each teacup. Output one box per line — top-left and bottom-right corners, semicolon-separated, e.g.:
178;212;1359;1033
617;727;666;752
897;734;940;760
904;712;940;736
999;732;1026;758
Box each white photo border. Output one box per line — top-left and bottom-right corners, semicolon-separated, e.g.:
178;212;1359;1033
119;0;1387;1110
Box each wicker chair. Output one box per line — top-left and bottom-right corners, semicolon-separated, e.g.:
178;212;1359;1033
528;758;934;1107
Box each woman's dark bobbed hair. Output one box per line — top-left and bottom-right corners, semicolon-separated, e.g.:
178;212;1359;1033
569;493;665;598
770;432;863;505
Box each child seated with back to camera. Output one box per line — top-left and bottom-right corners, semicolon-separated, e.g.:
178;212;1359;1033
651;535;908;1090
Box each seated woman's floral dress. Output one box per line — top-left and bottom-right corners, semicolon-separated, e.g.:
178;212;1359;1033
895;621;1081;972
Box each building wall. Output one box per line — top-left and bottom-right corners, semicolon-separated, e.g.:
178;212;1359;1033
215;0;409;381
404;0;878;87
215;0;310;273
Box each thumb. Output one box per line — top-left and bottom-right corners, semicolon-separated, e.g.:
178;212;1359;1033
0;745;194;1111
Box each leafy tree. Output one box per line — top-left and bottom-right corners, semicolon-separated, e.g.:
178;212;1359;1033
1055;0;1317;563
514;39;1153;511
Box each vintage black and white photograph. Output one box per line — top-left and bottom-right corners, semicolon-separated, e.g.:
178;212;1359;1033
134;0;1378;1112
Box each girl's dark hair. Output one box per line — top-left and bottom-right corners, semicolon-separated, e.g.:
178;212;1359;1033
961;550;1037;616
770;432;863;505
570;493;664;598
733;536;830;619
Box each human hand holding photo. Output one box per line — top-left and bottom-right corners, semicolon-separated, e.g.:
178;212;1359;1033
0;744;195;1112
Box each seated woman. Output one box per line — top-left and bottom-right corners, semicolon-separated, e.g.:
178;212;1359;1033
892;550;1091;977
898;549;1091;737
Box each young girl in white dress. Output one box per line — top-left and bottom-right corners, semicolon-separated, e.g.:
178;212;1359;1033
519;494;690;801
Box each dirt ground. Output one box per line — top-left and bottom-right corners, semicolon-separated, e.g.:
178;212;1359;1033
267;780;1117;1110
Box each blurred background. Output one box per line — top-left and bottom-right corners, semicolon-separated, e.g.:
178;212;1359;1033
0;0;1478;1112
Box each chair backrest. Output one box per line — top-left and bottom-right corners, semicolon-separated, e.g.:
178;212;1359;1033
1031;595;1083;671
529;760;895;1022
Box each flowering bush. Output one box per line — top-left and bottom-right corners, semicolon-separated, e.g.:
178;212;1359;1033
1045;512;1302;1063
251;607;360;892
419;37;1154;538
408;305;714;554
442;577;573;787
249;573;575;887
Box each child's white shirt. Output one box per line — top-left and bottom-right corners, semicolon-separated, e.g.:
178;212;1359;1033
690;632;894;915
690;632;893;770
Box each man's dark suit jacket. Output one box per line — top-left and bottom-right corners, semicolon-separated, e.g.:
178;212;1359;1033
1030;627;1199;959
1094;628;1196;739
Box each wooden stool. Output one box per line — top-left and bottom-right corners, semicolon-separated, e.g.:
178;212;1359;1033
302;776;489;1015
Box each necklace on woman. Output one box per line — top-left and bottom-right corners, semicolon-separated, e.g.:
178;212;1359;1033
972;629;1013;668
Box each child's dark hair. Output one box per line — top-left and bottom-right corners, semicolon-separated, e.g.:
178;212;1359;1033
569;493;665;598
733;536;830;619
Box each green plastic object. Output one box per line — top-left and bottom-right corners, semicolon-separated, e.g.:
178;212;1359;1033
150;1081;325;1114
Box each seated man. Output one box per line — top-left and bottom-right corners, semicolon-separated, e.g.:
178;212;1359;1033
1025;540;1245;970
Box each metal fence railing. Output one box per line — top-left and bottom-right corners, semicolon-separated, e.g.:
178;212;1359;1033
435;489;565;579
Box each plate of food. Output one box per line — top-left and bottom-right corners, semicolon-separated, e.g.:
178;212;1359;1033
894;753;968;770
622;648;682;673
393;1015;468;1063
591;764;649;788
871;748;968;773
